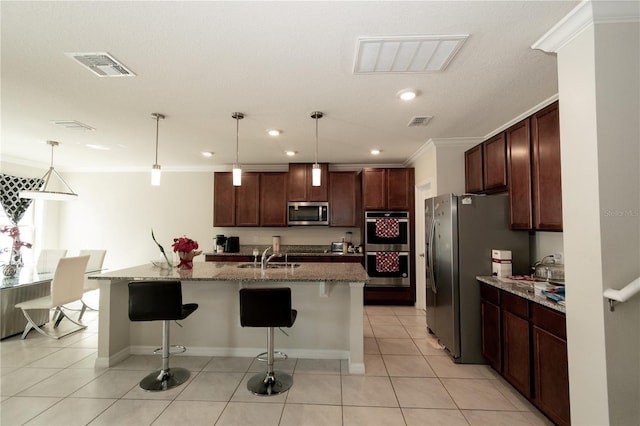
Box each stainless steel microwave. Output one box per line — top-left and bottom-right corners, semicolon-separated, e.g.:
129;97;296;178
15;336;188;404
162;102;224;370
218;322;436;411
287;202;329;225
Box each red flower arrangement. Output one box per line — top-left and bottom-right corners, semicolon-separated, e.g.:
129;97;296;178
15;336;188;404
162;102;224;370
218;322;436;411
171;236;201;270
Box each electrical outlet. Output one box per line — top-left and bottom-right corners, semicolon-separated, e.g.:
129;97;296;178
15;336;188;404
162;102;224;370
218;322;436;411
554;252;564;264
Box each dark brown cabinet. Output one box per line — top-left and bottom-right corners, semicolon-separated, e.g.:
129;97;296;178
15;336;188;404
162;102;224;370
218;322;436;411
234;172;260;226
288;163;328;202
531;303;570;426
532;102;562;231
213;172;236;227
483;133;508;192
465;135;507;194
465;144;484;193
480;284;501;371
362;168;414;211
507;119;533;229
260;172;288;227
214;172;286;227
502;292;531;398
329;171;360;227
479;281;570;425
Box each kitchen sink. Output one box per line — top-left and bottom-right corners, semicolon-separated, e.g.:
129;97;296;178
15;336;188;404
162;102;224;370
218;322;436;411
236;263;300;269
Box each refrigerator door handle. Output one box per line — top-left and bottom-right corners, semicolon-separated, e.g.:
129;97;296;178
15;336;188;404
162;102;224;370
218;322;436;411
428;219;437;293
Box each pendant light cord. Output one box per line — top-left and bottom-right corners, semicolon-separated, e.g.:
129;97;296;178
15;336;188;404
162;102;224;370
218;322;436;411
235;115;239;164
154;115;160;165
315;115;318;165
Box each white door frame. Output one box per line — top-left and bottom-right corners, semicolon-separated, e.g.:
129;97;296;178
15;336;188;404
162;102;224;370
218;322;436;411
414;179;433;311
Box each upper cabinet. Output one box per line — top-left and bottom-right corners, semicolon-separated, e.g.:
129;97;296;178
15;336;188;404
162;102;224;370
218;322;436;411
288;163;328;202
213;172;287;227
465;134;507;194
531;102;562;231
362;168;414;211
466;101;562;231
329;171;360;227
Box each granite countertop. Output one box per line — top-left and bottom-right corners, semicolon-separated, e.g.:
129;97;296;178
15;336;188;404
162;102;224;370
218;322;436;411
477;276;566;313
91;261;369;283
206;245;363;257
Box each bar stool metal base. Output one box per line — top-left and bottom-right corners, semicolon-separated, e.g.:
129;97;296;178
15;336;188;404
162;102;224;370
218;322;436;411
139;367;190;392
247;371;293;396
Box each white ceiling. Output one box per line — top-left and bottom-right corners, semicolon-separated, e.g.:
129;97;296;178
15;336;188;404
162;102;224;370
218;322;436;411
0;1;578;172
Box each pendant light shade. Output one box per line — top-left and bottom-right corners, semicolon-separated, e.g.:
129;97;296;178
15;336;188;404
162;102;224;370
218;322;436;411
232;112;244;186
151;113;165;186
19;140;78;201
311;111;323;187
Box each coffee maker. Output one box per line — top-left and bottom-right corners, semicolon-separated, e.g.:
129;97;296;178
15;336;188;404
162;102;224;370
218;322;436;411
215;235;227;253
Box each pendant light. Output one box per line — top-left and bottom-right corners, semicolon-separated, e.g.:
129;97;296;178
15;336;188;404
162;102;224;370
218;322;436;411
232;112;244;186
311;111;323;187
151;113;165;186
19;140;78;201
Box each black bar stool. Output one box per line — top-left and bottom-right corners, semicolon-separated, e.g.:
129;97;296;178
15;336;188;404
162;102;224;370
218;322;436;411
128;280;198;391
239;287;297;396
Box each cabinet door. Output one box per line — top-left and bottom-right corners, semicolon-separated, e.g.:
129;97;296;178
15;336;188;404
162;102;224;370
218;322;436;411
288;163;328;202
260;172;288;226
235;172;260;226
533;325;570;426
483;133;508;192
213;172;236;227
502;310;531;397
387;168;413;210
288;163;308;201
308;163;329;202
465;145;484;193
532;102;562;231
481;299;501;371
507;119;533;229
329;171;359;227
362;168;387;210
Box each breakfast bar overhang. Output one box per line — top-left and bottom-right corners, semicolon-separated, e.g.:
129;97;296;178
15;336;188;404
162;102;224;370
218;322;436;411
90;262;368;374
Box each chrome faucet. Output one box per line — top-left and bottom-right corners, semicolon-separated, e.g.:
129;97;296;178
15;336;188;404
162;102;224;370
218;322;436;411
261;246;280;270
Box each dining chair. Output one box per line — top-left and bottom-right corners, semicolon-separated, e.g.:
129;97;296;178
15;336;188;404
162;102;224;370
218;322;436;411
36;249;68;273
77;249;107;320
15;255;90;339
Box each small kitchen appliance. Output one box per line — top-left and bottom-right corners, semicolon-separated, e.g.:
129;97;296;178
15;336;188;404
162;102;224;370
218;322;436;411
224;236;240;253
215;235;227;253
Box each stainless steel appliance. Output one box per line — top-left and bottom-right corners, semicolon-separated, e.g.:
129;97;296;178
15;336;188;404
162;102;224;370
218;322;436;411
364;211;410;287
425;194;529;363
287;202;329;225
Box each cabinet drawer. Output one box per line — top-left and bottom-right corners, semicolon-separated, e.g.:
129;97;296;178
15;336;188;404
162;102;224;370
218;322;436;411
479;282;501;305
502;292;528;318
531;302;566;340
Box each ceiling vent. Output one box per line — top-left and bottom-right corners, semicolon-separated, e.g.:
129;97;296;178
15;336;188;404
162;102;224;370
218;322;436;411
51;120;95;131
407;116;433;127
66;52;135;77
354;35;468;74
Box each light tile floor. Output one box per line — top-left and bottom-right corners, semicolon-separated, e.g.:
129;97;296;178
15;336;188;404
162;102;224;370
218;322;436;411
0;298;553;425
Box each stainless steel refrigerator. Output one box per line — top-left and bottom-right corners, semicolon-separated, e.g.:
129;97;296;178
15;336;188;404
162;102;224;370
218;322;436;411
425;193;530;364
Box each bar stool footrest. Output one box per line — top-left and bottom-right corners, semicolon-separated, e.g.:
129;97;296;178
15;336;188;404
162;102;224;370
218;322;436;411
153;345;187;355
256;351;288;362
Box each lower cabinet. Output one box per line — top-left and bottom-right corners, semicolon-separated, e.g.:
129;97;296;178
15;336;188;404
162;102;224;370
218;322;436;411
479;282;570;426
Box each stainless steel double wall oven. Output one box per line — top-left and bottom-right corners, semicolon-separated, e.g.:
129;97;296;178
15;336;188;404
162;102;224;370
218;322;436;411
364;211;410;287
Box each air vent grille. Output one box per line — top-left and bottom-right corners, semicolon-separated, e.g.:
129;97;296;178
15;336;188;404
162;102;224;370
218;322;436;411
66;52;135;77
408;116;433;127
354;35;468;74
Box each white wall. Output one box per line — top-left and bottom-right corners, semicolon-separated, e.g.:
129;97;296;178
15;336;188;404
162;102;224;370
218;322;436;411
55;170;359;270
556;17;640;425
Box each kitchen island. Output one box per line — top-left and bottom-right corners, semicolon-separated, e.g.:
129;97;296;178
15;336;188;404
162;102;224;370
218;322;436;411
90;261;368;374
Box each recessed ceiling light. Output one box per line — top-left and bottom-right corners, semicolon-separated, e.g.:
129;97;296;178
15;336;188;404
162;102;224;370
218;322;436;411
285;151;297;156
398;89;418;101
201;151;214;157
86;144;109;151
371;149;381;155
267;129;281;136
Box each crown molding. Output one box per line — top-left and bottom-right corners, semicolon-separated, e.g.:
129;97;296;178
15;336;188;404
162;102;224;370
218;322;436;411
532;0;640;53
484;95;559;140
406;137;483;165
